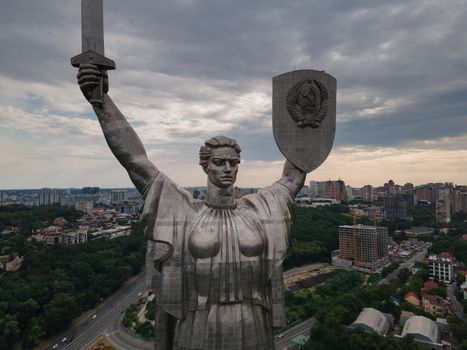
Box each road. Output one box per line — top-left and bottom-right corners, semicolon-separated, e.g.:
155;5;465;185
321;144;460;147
42;272;146;350
447;284;465;320
105;309;153;350
378;243;429;285
275;318;315;350
40;267;316;350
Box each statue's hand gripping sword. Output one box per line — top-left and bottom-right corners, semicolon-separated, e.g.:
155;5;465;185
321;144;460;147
71;0;115;107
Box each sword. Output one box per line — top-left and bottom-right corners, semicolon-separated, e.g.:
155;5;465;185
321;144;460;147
71;0;115;107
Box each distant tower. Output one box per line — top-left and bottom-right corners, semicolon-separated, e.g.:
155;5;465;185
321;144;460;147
436;185;453;223
39;188;62;206
111;190;128;205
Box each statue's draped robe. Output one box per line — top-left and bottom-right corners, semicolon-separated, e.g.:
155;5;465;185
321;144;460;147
142;171;294;350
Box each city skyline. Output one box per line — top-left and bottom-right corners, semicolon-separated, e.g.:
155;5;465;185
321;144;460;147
0;177;465;192
1;1;467;189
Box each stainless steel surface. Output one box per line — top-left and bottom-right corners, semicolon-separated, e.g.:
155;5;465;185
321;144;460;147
273;70;336;173
81;0;104;54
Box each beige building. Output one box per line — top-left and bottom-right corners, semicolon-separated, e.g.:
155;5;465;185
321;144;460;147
422;294;447;317
75;200;93;214
6;256;23;272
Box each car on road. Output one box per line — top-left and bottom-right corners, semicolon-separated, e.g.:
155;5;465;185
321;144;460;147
52;344;58;349
61;337;67;343
278;334;284;338
91;314;97;320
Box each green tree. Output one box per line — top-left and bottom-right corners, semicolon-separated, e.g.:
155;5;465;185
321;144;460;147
145;299;156;321
397;268;410;284
0;314;20;350
22;318;44;348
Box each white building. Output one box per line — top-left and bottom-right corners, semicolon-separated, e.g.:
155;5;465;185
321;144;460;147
401;316;443;350
461;280;467;300
39;188;61;206
351;308;391;335
428;253;454;284
111;190;129;205
63;230;88;245
89;226;132;240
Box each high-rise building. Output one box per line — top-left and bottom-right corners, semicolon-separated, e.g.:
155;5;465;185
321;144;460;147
436;185;453;223
309;181;319;198
39;188;62;206
111;190;128;205
326;180;347;202
338;225;388;270
453;188;467;214
361;185;374;203
308;180;347;202
346;186;361;201
383;193;408;220
0;191;7;203
428;253;454;284
297;185;310;198
436;200;450;224
414;184;436;204
384;179;396;194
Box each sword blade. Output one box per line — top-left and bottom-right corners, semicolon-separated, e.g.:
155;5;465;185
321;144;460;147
82;0;105;55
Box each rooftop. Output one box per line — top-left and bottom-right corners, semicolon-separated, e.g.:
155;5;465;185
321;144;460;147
402;316;440;344
404;292;419;301
423;281;439;290
351;308;390;336
422;294;445;308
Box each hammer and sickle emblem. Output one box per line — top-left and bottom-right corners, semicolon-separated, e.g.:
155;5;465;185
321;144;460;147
286;78;329;128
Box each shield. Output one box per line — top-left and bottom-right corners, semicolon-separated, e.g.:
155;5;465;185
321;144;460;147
272;69;336;172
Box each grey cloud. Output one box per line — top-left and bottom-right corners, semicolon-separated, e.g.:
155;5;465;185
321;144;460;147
1;0;467;188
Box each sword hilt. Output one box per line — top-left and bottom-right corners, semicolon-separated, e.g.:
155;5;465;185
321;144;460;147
71;50;116;107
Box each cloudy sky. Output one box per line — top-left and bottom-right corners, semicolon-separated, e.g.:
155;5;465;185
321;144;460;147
1;0;467;190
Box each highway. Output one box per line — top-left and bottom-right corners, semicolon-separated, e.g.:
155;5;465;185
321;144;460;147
42;272;146;350
274;318;315;349
40;267;316;350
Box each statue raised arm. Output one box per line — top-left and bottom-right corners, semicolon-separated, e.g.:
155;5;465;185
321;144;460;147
77;63;157;194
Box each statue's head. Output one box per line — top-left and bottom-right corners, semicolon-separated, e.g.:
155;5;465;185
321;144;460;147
199;136;241;188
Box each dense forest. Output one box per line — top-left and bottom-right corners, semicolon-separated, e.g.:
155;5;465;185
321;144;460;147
0;204;83;235
284;204;353;268
0;230;145;348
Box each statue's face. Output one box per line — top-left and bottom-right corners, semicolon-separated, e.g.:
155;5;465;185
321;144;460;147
206;147;240;188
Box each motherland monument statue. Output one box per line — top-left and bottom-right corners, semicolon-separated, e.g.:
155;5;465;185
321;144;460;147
71;1;336;349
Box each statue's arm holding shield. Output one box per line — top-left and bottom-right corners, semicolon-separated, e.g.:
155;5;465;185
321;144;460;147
281;160;306;198
77;64;158;194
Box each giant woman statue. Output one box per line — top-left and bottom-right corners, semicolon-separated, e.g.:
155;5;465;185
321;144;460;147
77;59;335;348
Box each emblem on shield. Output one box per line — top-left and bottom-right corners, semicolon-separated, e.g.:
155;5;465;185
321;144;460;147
273;70;336;173
286;79;329;128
